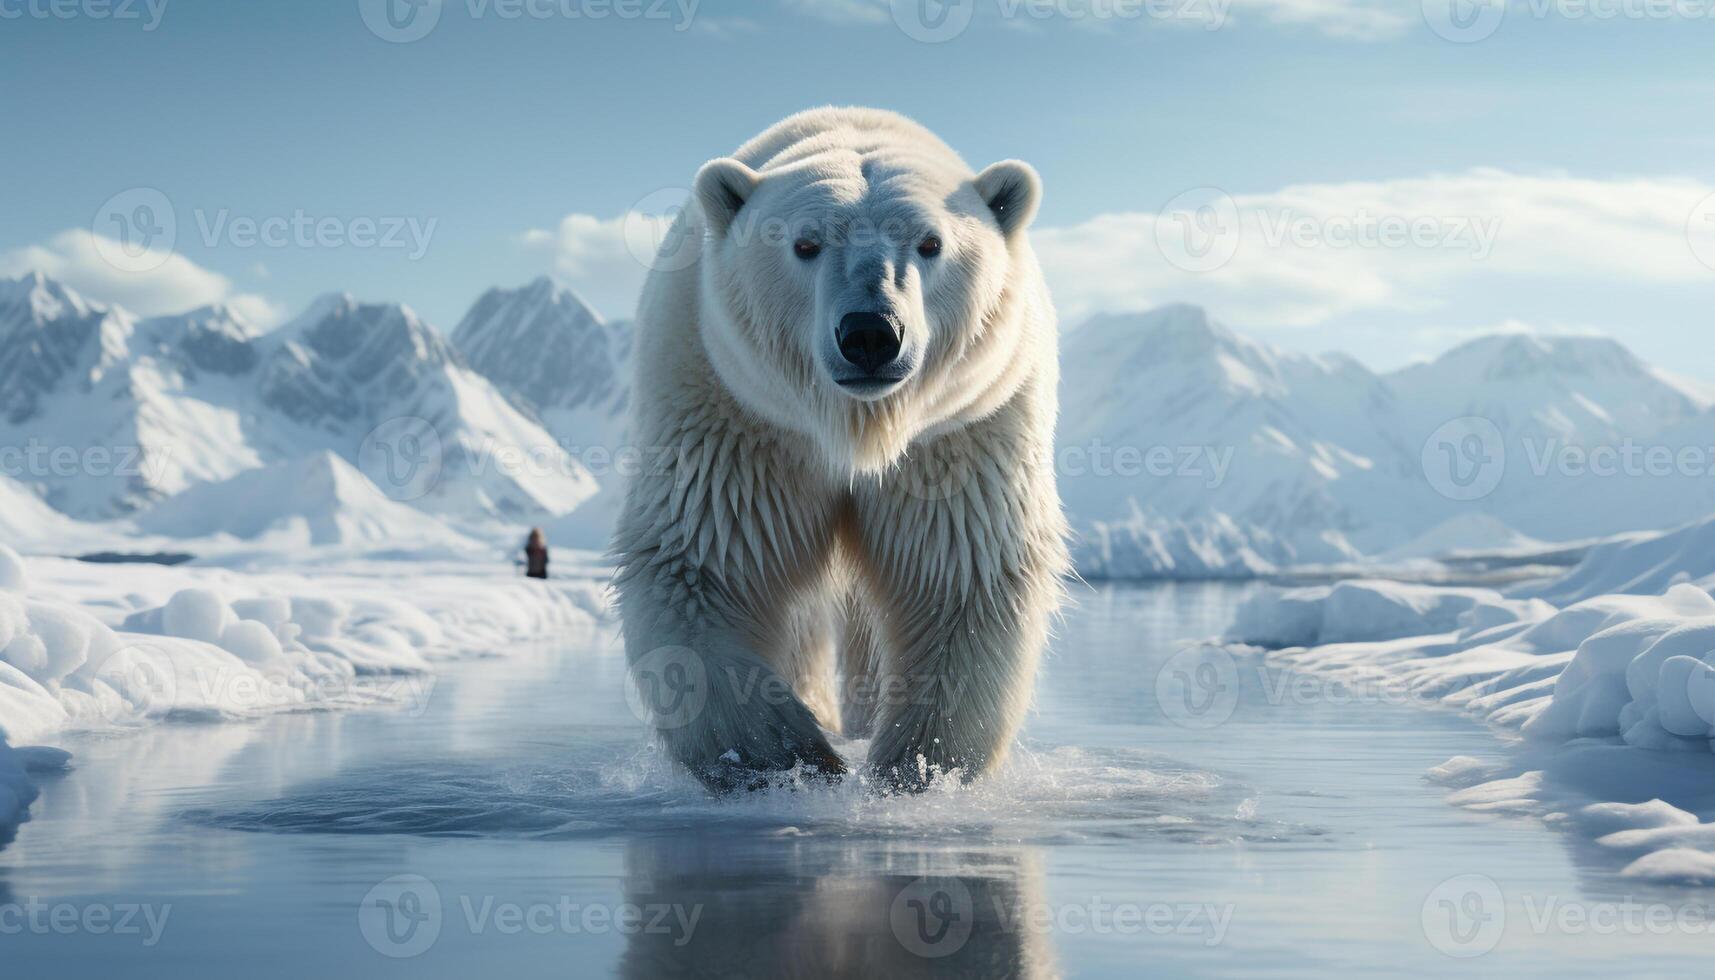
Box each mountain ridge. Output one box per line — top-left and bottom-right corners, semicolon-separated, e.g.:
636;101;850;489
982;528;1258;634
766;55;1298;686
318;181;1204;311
0;274;597;525
1060;306;1715;577
6;271;1712;575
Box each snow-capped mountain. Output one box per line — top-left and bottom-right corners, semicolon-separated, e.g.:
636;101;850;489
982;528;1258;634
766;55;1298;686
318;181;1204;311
1061;307;1715;577
1391;333;1709;445
257;292;597;522
0;273;262;516
453;276;630;424
0;274;597;526
137;451;475;549
1389;332;1715;544
1058;305;1406;572
10;268;1715;576
0;271;128;424
451;277;633;548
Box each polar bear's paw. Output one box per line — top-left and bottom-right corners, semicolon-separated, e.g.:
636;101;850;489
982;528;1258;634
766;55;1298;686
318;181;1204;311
693;738;846;795
682;693;848;795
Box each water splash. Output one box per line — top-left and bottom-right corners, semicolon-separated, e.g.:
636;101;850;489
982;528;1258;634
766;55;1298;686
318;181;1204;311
189;737;1297;847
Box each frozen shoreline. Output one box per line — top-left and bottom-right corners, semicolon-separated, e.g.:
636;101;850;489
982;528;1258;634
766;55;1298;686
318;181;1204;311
1222;514;1715;884
12;512;1715;892
0;545;609;843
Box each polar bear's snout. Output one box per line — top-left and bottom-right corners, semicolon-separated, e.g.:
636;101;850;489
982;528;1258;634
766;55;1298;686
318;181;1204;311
823;251;922;398
834;311;903;381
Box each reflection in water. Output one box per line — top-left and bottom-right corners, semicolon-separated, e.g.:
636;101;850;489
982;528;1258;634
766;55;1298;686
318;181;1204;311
16;723;264;891
619;834;1057;980
16;585;1715;977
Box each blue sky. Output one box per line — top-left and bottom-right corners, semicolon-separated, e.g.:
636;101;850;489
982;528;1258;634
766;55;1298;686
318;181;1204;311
3;0;1713;378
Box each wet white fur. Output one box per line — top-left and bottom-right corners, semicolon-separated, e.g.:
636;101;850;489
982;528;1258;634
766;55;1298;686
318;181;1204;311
614;107;1068;789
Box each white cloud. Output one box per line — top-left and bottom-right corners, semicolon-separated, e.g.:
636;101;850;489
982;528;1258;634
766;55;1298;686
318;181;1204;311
520;170;1715;344
1035;170;1715;325
519;202;692;321
0;229;284;327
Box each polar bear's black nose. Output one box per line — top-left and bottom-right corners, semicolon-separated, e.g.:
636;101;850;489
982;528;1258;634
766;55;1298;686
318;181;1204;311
836;312;901;373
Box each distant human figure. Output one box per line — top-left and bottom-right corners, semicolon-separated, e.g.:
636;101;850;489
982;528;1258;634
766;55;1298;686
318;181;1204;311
524;527;549;579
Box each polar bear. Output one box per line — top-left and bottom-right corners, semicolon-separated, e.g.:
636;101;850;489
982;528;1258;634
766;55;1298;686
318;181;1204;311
614;107;1067;792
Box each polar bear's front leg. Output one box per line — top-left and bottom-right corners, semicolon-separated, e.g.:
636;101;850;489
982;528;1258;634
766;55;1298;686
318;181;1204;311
618;561;845;792
862;567;1056;790
855;423;1069;791
613;423;846;793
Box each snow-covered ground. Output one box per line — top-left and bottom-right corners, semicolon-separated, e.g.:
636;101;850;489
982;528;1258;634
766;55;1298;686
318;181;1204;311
1223;513;1715;884
0;543;607;843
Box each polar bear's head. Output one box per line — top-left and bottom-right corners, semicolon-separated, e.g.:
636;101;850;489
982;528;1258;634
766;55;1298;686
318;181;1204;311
690;122;1045;472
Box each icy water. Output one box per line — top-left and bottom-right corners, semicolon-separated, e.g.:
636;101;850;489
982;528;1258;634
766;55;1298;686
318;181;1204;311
5;583;1713;977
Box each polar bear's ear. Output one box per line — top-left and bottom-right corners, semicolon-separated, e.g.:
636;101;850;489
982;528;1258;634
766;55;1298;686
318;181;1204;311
693;157;760;237
973;160;1042;237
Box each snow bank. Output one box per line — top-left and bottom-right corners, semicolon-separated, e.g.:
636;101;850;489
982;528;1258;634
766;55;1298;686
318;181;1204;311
0;544;26;591
0;548;607;748
2;581;372;745
1530;514;1715;606
1224;579;1532;647
1223;573;1715;883
0;740;67;844
1429;746;1715;885
0;547;48;842
0;542;608;847
0;734;38;845
1224;579;1713;741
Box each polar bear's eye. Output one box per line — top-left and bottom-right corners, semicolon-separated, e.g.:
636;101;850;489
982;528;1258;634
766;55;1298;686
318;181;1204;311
793;238;821;260
917;236;942;259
